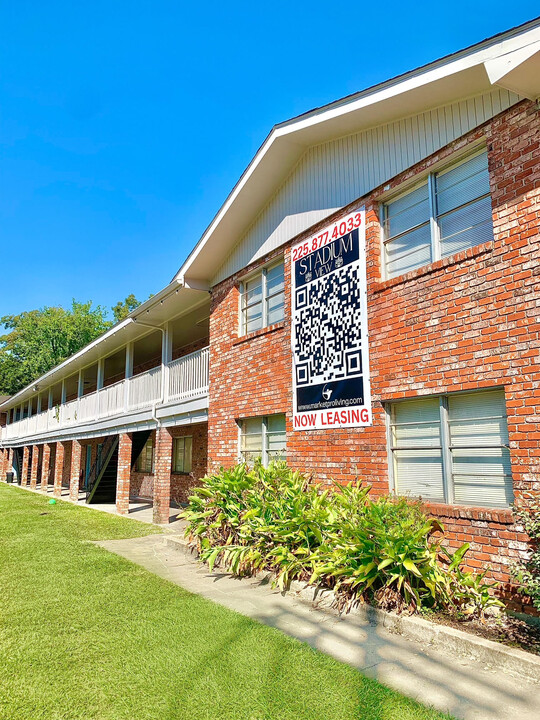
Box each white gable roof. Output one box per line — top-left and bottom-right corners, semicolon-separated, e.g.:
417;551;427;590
176;18;540;287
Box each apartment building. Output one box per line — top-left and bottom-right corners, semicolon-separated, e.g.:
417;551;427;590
1;20;540;592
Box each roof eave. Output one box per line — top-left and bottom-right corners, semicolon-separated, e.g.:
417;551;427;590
176;18;540;286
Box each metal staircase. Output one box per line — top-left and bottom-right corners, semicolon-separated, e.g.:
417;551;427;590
86;435;119;504
85;430;152;505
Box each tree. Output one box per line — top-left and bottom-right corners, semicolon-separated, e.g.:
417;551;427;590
0;301;112;396
111;294;141;323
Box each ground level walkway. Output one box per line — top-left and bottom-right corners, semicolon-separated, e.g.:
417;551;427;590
21;481;183;527
98;531;540;720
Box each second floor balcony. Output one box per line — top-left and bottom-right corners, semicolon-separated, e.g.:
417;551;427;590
2;346;209;443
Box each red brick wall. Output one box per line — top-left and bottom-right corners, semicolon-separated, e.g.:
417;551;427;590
171;337;209;362
129;423;208;504
61;441;72;488
208;99;540;593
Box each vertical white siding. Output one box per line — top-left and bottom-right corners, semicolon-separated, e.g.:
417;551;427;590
212;89;520;285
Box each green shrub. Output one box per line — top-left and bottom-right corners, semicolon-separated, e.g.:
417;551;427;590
512;495;540;610
183;462;502;616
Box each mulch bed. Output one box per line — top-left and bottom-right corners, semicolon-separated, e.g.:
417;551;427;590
426;610;540;655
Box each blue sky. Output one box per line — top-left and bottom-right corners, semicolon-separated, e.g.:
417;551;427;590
1;2;538;320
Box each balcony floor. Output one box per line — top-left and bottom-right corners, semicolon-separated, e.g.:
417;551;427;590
30;483;183;528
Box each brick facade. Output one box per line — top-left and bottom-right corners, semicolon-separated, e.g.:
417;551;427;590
69;439;83;501
41;444;51;491
153;426;173;524
130;424;208;505
0;447;7;481
1;93;538;609
21;446;30;487
53;442;65;498
30;444;39;489
116;433;132;515
207;99;540;593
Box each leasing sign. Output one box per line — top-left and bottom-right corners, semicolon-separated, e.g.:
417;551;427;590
291;209;372;430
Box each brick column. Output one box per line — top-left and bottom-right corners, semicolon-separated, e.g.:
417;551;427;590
7;448;14;481
153;426;173;524
41;444;51;492
69;439;83;502
30;444;40;489
53;442;65;498
21;446;30;487
116;433;132;515
0;448;6;481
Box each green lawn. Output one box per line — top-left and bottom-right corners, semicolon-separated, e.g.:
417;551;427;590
0;484;452;720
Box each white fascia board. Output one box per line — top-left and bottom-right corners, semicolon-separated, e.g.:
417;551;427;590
177;21;540;285
484;40;540;99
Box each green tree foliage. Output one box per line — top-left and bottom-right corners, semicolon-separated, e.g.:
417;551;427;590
111;294;141;323
0;301;112;396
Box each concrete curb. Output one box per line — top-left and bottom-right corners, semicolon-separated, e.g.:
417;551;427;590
163;534;540;684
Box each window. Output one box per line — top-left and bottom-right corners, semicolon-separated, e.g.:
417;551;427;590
239;414;286;466
240;260;284;335
382;149;493;278
388;389;512;508
173;436;192;473
136;437;154;473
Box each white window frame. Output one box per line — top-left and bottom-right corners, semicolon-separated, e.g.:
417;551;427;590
386;389;512;507
238;258;284;336
172;436;192;474
381;147;493;280
238;414;286;467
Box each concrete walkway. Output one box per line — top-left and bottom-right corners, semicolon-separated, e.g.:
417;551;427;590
97;532;540;720
26;482;184;528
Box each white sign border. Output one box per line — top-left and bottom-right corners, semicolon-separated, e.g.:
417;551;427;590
291;207;372;431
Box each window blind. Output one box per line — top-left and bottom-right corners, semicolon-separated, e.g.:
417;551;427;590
389;390;513;508
383;149;493;279
448;391;512;507
391;397;445;502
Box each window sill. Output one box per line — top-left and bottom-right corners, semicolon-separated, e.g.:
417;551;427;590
374;241;494;293
424;502;513;525
172;471;192;476
233;321;285;346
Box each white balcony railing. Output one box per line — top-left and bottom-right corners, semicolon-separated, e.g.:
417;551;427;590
129;365;162;410
1;346;209;442
169;346;209;402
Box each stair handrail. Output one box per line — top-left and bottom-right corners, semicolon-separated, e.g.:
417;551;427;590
85;435;118;501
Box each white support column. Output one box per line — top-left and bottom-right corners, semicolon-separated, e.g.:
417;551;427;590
124;343;134;411
47;388;53;430
96;359;104;418
27;398;32;418
77;369;84;420
162;322;172;403
77;369;84;398
97;359;104;390
61;379;67;405
37;393;42;415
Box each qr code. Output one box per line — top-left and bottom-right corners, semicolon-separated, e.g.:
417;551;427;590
293;264;362;386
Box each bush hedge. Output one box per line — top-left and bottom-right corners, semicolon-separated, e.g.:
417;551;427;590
182;461;501;615
512;496;540;611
